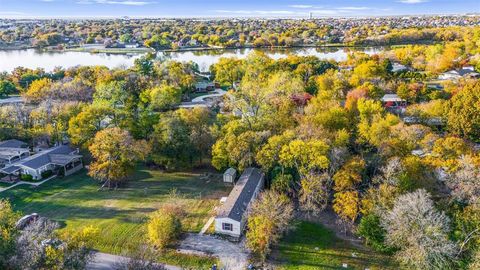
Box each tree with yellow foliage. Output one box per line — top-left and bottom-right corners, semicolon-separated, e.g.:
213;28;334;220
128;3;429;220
88;127;151;189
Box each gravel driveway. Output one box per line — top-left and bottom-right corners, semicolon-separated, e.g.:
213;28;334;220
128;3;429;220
178;233;249;270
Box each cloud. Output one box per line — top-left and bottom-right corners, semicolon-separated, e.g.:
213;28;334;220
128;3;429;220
337;7;371;10
310;9;341;15
76;0;154;5
288;5;314;9
397;0;428;3
40;0;56;2
0;11;27;15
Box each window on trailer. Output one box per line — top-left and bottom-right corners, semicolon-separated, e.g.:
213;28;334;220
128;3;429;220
222;223;233;231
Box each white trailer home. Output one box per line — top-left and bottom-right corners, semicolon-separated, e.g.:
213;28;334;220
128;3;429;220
215;167;264;238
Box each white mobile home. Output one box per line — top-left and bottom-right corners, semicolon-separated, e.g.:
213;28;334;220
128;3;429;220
215;168;264;238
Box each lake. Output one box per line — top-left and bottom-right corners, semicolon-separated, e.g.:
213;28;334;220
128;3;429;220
0;47;382;73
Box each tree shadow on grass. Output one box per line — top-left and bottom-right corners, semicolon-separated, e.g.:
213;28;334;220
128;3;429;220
9;200;156;226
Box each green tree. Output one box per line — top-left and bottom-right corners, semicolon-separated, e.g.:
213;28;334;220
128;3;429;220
0;200;20;268
0;80;16;97
148;85;182;111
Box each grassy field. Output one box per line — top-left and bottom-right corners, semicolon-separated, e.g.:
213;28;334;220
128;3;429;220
274;221;395;270
0;182;14;188
1;168;230;267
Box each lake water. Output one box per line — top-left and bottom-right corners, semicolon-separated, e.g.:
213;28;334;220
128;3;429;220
0;47;382;73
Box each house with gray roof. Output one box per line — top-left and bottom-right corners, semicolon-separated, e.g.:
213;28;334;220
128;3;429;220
0;144;83;181
215;167;264;238
0;139;30;169
439;66;480;80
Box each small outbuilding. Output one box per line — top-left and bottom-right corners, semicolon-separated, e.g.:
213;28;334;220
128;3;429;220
223;168;236;183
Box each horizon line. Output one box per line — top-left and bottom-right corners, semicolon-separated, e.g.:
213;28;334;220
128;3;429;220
1;12;479;20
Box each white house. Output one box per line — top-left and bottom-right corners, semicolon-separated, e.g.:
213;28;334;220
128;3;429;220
439;66;480;80
392;63;408;73
223;168;236;183
215;168;264;238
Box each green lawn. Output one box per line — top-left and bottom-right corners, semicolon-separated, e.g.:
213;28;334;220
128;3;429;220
0;182;14;188
1;168;230;267
274;221;395;270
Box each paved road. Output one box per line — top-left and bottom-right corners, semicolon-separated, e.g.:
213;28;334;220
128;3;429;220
179;89;227;108
0;96;24;105
0;175;57;193
87;252;181;270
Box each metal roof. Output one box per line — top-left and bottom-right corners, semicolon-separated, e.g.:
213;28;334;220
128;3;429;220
1;145;79;172
0;165;20;174
20;145;77;169
381;94;405;102
217;167;264;222
0;139;28;149
224;167;236;176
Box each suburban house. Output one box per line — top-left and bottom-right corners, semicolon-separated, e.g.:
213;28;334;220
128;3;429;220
0;139;30;168
215;167;264;238
195;82;217;92
381;94;407;114
392;63;408;73
439;66;480;80
0;144;83;181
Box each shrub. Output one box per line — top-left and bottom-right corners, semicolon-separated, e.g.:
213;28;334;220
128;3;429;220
357;214;393;253
20;174;33;181
41;170;53;179
147;205;183;250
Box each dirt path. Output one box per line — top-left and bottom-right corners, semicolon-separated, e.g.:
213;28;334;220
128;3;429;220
178;233;248;270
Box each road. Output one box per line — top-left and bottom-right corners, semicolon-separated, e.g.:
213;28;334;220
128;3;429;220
87;252;181;270
0;96;24;105
178;89;227;108
0;175;57;193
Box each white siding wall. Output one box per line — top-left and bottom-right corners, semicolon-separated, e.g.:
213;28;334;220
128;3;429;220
214;217;241;237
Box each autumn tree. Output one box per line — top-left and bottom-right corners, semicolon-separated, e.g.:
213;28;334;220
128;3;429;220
147;205;183;250
68;102;116;148
211;57;245;87
88;127;150;189
11;218;98;270
246;191;294;261
24;77;52;103
446;81;480;142
381;189;457;269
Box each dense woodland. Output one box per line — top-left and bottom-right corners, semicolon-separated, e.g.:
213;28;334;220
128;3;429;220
1;23;480;269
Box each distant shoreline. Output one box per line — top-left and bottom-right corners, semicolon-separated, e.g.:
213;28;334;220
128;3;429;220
0;43;397;55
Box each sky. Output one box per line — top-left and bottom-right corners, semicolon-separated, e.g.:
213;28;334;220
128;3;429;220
0;0;479;18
